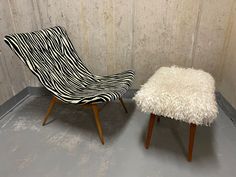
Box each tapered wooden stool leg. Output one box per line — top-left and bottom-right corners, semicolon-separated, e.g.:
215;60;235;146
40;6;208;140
119;97;128;113
188;123;197;161
145;113;156;149
42;96;57;126
91;104;105;145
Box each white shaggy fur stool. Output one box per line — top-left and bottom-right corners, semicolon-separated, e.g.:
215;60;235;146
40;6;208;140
134;66;218;161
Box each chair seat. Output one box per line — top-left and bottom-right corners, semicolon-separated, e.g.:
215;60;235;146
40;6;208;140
4;26;135;105
134;66;218;125
56;70;135;104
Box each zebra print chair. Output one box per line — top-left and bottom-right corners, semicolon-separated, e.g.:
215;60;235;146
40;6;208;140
4;26;135;144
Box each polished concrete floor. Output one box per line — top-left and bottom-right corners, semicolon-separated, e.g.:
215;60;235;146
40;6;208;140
0;96;236;177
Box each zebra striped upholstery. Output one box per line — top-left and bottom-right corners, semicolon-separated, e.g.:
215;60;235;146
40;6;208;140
4;26;135;104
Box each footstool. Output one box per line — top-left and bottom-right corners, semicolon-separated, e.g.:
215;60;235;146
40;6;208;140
134;66;218;161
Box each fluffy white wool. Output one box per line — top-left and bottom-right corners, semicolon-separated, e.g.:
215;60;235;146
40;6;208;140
133;66;218;126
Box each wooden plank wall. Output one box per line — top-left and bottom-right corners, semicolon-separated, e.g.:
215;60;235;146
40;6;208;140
219;1;236;108
0;0;235;104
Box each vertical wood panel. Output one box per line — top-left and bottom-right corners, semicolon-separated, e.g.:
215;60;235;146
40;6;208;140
36;0;133;76
133;0;200;87
0;0;28;104
219;2;236;108
36;0;107;75
107;0;133;73
8;0;41;86
192;0;234;81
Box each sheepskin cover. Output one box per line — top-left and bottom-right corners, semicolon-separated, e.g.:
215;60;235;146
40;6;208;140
134;66;218;125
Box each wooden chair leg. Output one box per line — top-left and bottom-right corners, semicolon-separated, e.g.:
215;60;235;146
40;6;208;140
145;113;156;149
91;104;105;145
119;97;128;113
42;96;57;126
188;123;197;162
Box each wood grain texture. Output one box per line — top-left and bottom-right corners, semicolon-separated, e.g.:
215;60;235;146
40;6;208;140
192;0;235;82
145;113;156;149
188;123;197;161
219;1;236;109
0;0;28;104
8;0;40;86
133;0;200;87
0;0;235;104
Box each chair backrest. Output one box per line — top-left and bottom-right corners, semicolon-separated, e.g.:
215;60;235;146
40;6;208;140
4;26;96;95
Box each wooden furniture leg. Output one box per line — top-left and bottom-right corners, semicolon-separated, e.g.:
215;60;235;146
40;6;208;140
145;113;156;149
157;116;160;123
119;97;128;113
42;96;57;126
91;104;105;145
188;123;197;161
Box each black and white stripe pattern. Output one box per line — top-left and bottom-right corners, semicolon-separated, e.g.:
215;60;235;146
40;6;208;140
4;26;135;104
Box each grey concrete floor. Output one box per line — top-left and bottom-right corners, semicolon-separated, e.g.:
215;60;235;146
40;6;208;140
0;96;236;177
